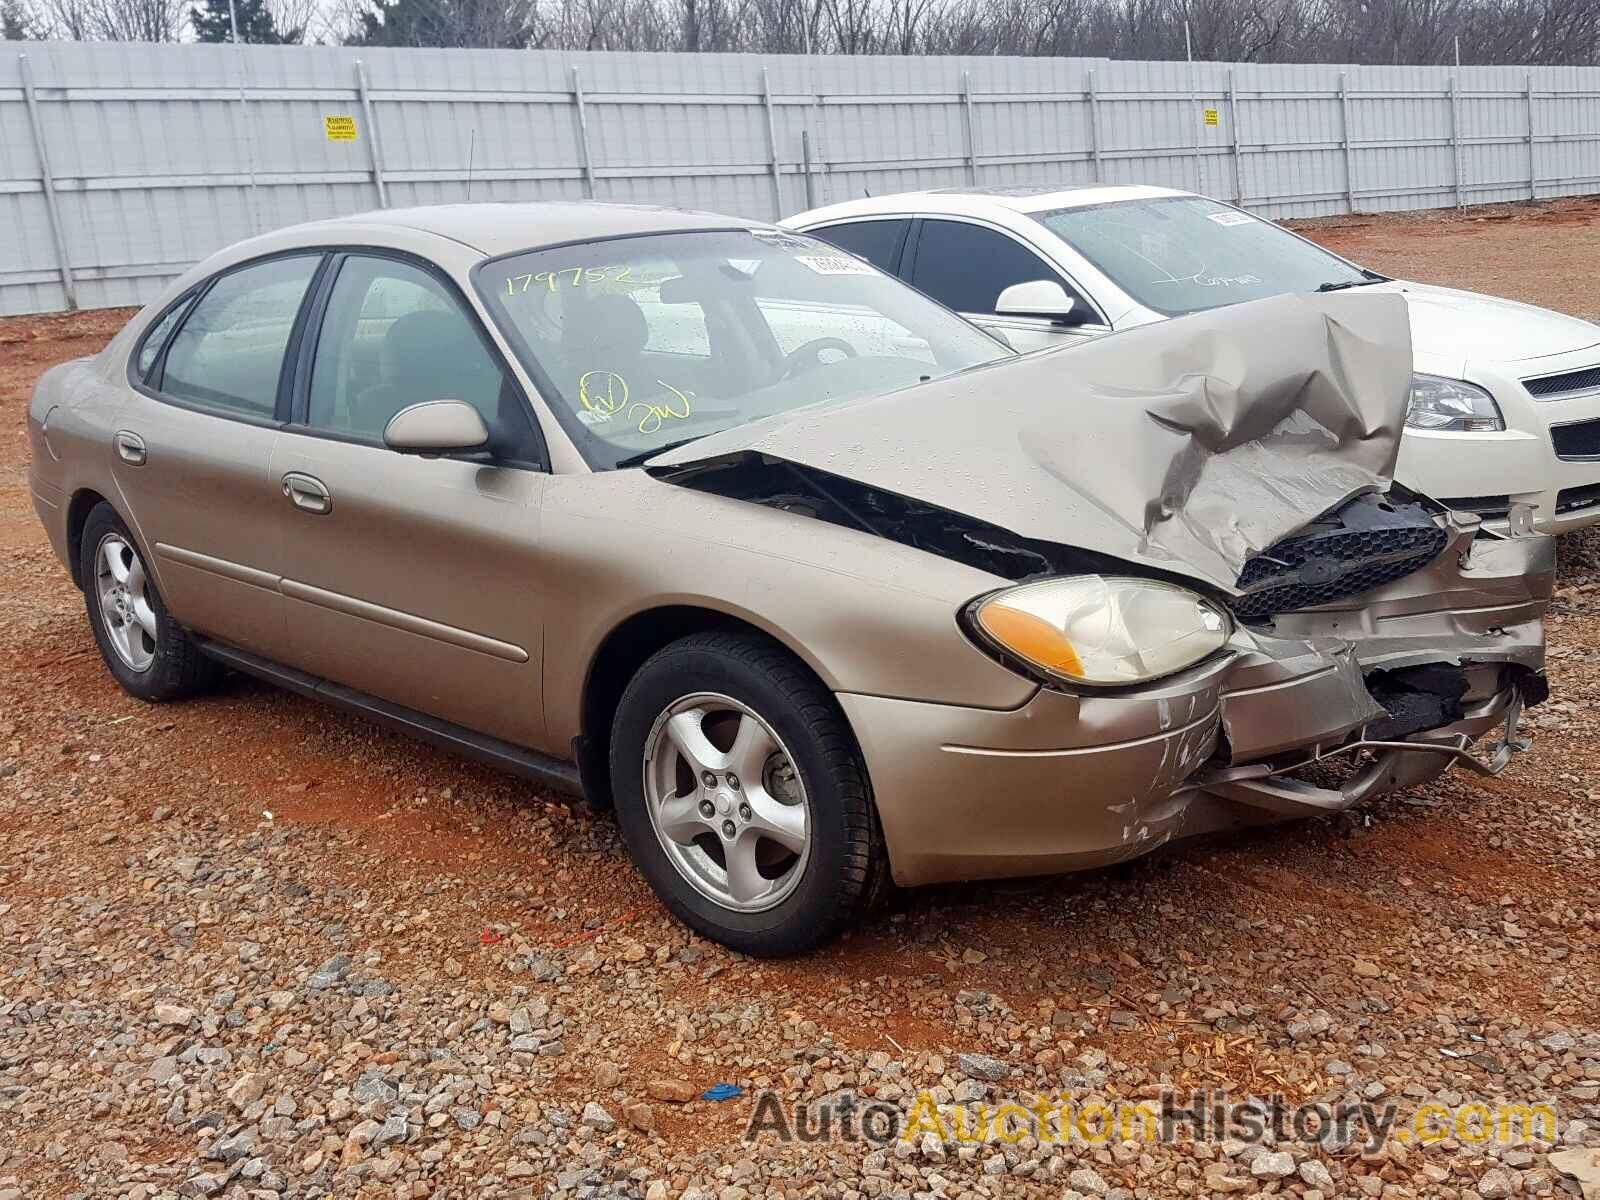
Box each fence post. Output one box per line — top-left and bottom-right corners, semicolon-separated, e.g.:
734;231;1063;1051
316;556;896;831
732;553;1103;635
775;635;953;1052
760;67;784;220
17;54;76;311
1526;73;1537;201
1085;68;1102;183
1226;67;1243;205
232;43;260;233
571;65;597;199
354;60;388;208
1447;73;1463;209
801;128;816;210
1338;71;1356;214
960;70;979;186
1185;53;1202;194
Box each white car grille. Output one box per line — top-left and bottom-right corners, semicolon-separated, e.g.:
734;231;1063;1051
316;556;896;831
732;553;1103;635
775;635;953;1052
1523;365;1600;399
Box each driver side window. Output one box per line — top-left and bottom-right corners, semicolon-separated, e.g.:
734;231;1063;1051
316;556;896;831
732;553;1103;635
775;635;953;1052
908;219;1087;318
306;255;540;462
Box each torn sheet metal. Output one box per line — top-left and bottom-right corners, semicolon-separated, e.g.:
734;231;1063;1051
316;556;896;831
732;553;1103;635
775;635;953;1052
651;292;1412;591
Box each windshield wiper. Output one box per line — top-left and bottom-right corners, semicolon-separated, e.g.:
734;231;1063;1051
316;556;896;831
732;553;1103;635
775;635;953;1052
1316;269;1389;292
613;435;712;470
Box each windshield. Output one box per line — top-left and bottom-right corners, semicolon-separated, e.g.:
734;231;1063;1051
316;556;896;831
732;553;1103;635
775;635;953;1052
1034;196;1373;317
476;228;1012;469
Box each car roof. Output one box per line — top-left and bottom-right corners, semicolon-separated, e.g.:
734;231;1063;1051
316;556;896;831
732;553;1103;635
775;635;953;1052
785;183;1193;226
289;201;759;257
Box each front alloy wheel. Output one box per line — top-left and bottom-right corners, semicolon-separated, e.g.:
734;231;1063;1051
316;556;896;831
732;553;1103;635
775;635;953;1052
609;631;888;956
643;692;811;912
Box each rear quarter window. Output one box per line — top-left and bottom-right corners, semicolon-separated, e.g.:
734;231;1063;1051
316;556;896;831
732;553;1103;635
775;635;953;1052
133;296;192;381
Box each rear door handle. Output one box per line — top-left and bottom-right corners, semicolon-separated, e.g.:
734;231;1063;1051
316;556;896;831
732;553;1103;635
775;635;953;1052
113;430;146;466
281;471;332;515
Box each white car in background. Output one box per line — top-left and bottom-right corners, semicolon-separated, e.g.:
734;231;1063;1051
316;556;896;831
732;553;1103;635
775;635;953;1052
785;185;1600;533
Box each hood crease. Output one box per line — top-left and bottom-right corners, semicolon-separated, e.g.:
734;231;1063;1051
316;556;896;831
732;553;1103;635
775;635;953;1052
651;292;1413;592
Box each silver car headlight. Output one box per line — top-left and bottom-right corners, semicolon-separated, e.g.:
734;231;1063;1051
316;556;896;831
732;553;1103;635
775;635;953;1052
1406;373;1504;432
969;576;1232;687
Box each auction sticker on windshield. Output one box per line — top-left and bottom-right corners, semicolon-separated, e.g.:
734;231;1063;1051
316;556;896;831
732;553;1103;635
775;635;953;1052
794;254;876;276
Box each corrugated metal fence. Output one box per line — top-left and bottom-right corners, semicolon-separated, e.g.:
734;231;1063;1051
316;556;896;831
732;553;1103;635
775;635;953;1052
3;42;1600;315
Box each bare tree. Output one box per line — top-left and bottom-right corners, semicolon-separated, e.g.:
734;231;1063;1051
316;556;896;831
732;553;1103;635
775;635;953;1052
29;0;186;38
14;0;1600;65
268;0;322;40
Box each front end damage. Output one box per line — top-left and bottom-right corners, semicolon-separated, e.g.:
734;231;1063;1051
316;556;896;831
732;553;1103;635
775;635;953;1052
1194;507;1548;824
771;488;1549;887
646;291;1554;886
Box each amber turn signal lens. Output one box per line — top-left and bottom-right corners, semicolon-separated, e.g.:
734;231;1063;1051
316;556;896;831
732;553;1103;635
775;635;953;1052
971;576;1230;686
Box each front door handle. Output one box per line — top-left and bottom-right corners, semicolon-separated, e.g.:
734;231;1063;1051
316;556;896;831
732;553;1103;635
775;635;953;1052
113;430;146;466
281;472;332;515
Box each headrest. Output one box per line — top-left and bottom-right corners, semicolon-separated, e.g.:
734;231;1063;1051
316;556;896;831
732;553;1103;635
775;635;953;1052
564;292;649;360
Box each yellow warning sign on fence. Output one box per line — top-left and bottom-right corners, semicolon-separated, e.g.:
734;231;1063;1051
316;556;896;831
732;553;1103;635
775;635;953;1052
324;115;358;141
1203;107;1220;127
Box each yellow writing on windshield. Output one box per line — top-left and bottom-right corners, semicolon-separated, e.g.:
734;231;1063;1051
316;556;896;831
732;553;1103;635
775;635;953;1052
578;370;628;418
507;265;634;295
631;381;693;434
577;372;693;435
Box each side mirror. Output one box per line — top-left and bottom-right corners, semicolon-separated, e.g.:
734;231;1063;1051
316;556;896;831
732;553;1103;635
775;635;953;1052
995;279;1082;325
383;400;489;455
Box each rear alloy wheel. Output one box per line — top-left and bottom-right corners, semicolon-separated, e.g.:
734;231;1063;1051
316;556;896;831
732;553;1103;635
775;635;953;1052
610;631;888;956
79;502;220;702
94;531;157;672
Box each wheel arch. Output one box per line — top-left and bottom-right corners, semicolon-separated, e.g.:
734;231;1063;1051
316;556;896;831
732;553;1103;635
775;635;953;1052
65;487;116;590
574;604;853;811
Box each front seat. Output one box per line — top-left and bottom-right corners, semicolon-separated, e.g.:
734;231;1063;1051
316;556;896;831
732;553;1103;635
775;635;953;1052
560;292;651;411
353;309;497;439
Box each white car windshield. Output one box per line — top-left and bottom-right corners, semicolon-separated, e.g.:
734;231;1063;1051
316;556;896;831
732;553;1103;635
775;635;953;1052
1035;196;1380;317
476;228;1012;469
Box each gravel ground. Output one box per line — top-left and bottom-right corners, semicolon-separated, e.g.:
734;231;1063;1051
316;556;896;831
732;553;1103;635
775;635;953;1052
3;203;1600;1200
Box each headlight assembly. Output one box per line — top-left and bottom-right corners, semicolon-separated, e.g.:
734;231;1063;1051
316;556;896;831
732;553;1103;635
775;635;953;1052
968;576;1232;687
1406;373;1504;432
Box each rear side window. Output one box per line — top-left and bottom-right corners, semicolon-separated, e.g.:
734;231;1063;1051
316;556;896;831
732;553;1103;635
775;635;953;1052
811;219;910;274
907;219;1070;315
158;255;321;419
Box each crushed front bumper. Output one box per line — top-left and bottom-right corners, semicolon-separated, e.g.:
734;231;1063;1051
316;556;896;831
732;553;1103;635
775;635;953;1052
849;515;1552;888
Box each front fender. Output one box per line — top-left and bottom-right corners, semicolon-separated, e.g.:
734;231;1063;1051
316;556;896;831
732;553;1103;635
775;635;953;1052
538;471;1039;750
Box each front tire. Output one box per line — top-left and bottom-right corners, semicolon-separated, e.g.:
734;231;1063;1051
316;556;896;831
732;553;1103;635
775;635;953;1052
609;631;887;956
79;503;220;702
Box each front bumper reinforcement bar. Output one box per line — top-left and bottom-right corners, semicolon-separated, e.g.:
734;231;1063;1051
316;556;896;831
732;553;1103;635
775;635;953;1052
1192;687;1531;817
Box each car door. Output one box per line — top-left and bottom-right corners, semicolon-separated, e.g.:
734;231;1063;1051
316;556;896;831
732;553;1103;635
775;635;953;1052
265;250;551;749
112;252;325;658
902;218;1107;353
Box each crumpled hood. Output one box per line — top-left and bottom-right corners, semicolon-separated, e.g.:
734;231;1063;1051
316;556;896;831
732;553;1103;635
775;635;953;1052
652;292;1413;593
1376;280;1600;365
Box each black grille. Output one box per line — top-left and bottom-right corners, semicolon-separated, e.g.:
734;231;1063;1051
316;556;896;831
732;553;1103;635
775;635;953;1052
1233;495;1448;623
1551;419;1600;459
1557;483;1600;514
1524;366;1600;398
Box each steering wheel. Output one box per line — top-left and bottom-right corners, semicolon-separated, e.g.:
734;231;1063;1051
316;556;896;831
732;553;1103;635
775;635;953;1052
780;336;858;381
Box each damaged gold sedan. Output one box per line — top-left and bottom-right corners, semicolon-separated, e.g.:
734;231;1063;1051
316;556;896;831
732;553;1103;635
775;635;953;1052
26;204;1549;955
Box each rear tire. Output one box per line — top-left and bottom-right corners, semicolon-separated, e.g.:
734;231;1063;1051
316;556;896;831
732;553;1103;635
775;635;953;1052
79;503;221;702
609;631;888;956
